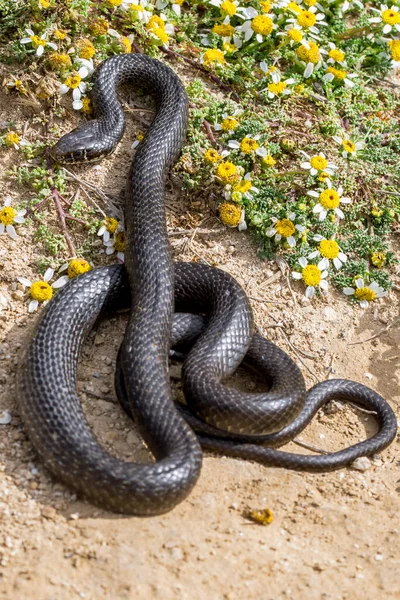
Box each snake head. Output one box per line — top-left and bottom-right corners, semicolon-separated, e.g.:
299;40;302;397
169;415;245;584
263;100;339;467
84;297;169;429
51;123;110;164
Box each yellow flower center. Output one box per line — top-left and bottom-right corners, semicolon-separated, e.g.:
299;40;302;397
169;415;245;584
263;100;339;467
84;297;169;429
81;97;92;114
108;0;123;5
381;8;400;24
147;15;165;30
0;207;16;226
129;3;144;11
233;179;252;193
262;155;276;166
39;0;51;8
48;52;72;70
260;0;271;12
76;38;96;59
296;41;321;64
120;36;132;53
30;35;47;48
268;81;287;95
218;202;242;227
302;265;321;286
342;139;356;153
389;39;400;61
297;10;317;28
287;1;302;13
53;29;67;40
203;49;226;66
319;239;339;259
371;252;386;268
318;171;331;181
328;48;345;62
354;287;376;302
319;189;340;209
304;0;317;5
90;18;109;36
326;66;347;80
4;132;20;147
204;149;222;163
212;23;234;36
223;42;237;54
221;116;239;131
216;161;238;183
310;155;328;170
287;28;303;41
30;281;53;302
221;0;236;15
114;232;126;253
275;218;295;237
240;137;259;153
154;28;169;44
251;15;273;35
64;74;82;89
67;258;92;279
105;217;119;233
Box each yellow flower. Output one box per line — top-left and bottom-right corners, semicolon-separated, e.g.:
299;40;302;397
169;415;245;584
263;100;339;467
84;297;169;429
212;23;234;36
240;137;259;154
67;258;92;279
0;206;17;226
120;36;132;53
302;264;321;286
105;217;119;233
38;0;51;8
223;42;237;54
64;74;82;89
247;508;274;525
319;239;339;259
328;48;345;62
81;97;93;114
326;66;347;81
216;161;238;183
310;155;328;171
114;232;126;253
268;81;287;95
218;202;242;227
287;28;303;42
220;0;236;15
7;79;28;95
203;49;226;66
108;0;123;5
147;15;165;30
342;139;356;153
262;154;276;166
221;116;239;131
204;148;222;163
303;0;317;5
318;172;331;182
90;18;109;36
297;10;316;28
233;179;252;193
76;38;96;60
275;218;295;238
251;15;273;36
53;29;67;40
319;189;340;210
4;132;20;147
296;41;320;63
382;8;400;24
30;281;53;302
260;0;271;12
48;52;72;71
287;1;302;13
371;252;386;268
354;287;376;302
388;39;400;61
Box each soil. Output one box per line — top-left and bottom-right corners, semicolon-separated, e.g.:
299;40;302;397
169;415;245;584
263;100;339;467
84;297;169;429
0;61;399;600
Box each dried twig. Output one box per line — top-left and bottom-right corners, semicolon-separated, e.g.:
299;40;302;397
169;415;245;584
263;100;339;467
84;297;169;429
348;317;400;346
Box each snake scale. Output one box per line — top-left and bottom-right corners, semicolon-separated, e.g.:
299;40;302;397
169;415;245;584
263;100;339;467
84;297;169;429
17;54;397;515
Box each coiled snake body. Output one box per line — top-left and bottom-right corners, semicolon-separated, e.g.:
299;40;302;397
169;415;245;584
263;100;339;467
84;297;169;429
17;55;397;515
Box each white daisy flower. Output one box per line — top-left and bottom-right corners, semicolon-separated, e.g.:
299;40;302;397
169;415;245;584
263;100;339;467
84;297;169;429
308;235;348;270
59;66;90;110
326;42;346;65
214;110;241;132
322;68;358;88
276;24;304;45
300;152;337;176
0;198;26;240
307;181;352;221
156;0;184;16
18;268;68;313
74;57;95;75
287;6;327;38
369;4;400;35
332;135;364;158
20;29;57;56
343;278;387;308
292;257;329;298
97;216;120;243
104;232;126;262
236;10;276;43
266;211;305;248
261;71;295;98
225;172;259;201
227;134;267;157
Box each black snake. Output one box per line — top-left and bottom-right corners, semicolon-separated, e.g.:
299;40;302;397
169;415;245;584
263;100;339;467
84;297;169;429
17;54;397;515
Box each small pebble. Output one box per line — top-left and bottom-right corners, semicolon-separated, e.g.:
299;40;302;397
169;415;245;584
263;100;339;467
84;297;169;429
351;457;371;472
375;554;383;561
0;410;12;425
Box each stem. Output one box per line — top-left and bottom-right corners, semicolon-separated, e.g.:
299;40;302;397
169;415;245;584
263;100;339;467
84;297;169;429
335;24;377;40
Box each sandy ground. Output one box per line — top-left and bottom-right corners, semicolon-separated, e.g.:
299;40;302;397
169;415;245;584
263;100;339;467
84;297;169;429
0;63;399;600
